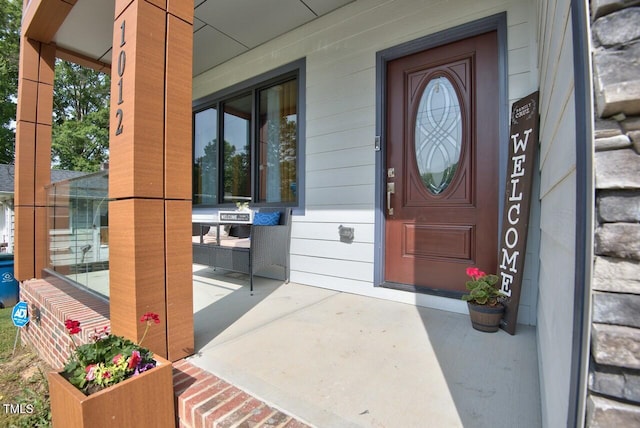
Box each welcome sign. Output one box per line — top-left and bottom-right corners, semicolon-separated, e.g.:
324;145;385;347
499;91;539;335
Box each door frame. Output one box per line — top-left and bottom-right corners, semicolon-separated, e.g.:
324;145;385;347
374;13;509;291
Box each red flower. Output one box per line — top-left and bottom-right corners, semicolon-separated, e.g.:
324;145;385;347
465;267;486;281
64;319;82;335
113;354;124;364
128;350;141;370
140;312;160;324
85;364;96;381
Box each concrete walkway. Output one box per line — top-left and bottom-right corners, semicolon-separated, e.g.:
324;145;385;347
188;266;541;428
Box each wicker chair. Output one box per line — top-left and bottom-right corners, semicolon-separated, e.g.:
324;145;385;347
192;208;292;294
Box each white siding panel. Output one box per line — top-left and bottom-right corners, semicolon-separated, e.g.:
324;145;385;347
508;72;534;102
536;0;576;425
290;238;374;263
307;165;375;189
306;69;375;116
539;177;577;253
540;93;576;198
508;0;530;25
291;270;374;294
306;106;375;138
538;0;571;132
539;39;574;157
508;21;530;50
306;146;374;171
306;184;375;206
306;128;374;155
537;0;559;96
508;47;531;75
291;254;374;282
305;47;373;82
291;222;375;243
294;207;375;224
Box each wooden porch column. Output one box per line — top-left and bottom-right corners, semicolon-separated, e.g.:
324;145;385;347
109;0;194;361
14;36;55;281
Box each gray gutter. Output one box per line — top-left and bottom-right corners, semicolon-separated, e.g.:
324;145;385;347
568;0;594;426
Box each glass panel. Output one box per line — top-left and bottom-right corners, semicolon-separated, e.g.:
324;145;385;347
414;76;462;195
258;79;297;203
47;171;110;299
193;107;218;205
223;94;252;204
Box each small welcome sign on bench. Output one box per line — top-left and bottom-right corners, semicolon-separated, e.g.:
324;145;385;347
218;211;253;224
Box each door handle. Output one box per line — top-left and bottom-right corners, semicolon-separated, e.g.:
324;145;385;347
387;182;395;215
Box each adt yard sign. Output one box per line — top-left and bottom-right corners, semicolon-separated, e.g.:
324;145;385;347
11;301;29;327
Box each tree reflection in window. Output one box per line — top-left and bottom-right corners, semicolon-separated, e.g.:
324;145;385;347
223;94;252;203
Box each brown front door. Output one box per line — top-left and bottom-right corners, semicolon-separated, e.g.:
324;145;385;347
384;31;499;295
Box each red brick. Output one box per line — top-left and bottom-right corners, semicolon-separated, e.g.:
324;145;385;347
193;387;242;428
175;369;221;396
183;381;231;424
236;405;276;427
201;390;250;426
214;397;264;428
259;411;291;428
282;419;311;428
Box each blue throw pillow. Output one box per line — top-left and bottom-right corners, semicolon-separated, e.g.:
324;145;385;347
253;211;280;226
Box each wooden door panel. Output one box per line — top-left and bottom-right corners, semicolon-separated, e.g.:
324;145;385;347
404;224;473;260
385;31;499;294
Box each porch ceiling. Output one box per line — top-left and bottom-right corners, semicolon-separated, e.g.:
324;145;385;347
52;0;354;77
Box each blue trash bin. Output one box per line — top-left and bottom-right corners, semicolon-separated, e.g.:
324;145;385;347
0;254;19;309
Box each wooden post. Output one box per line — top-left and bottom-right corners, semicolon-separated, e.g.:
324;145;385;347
109;0;194;360
14;36;55;281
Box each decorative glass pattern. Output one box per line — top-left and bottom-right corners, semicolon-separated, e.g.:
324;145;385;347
414;76;462;194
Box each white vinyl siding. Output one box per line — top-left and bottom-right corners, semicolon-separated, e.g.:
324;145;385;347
536;0;578;426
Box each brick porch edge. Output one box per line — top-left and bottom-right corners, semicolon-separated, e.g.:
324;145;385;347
173;359;310;428
20;278;310;428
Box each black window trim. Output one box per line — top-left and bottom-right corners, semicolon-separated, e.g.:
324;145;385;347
192;58;306;212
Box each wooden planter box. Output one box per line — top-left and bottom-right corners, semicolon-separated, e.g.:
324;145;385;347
48;356;175;428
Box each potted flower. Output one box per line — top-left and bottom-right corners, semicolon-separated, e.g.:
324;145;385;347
48;313;175;427
462;267;507;332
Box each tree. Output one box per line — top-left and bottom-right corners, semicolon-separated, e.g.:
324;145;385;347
52;60;110;172
52;107;109;171
0;0;21;164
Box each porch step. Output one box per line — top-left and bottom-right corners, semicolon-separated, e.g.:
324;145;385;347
173;360;310;428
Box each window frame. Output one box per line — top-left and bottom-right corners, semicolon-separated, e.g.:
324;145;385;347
192;59;306;210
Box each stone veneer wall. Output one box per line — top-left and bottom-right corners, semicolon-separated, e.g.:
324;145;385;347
19;276;110;369
587;1;640;425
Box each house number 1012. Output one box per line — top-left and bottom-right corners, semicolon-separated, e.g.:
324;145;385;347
115;20;126;136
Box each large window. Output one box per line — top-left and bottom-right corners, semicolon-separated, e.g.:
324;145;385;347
193;64;302;207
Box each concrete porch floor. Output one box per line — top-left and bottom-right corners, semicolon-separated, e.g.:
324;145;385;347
187;266;542;428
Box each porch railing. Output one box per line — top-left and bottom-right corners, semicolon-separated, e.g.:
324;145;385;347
46;170;109;299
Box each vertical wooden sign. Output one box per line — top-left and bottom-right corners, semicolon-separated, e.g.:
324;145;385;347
498;91;539;335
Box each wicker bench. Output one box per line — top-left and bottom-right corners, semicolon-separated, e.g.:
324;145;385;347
192;208;292;294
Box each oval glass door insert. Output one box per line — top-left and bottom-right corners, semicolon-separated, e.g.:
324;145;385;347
414;76;462;195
